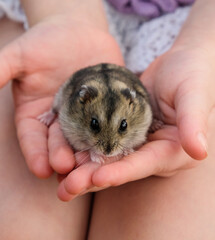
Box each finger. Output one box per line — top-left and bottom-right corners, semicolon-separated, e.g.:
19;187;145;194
0;40;22;88
64;162;99;194
92;127;192;187
15;99;53;178
48;121;76;174
16;118;53;178
175;78;213;160
57;179;76;202
57;171;107;202
57;161;99;200
57;174;67;183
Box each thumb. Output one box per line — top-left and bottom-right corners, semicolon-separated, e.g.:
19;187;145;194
0;40;22;88
175;79;212;160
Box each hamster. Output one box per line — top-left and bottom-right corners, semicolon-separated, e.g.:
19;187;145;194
38;63;153;164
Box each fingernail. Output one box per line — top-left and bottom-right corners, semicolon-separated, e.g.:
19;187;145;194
197;132;208;155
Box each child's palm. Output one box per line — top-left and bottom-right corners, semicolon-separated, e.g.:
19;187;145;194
0;16;123;178
57;47;214;201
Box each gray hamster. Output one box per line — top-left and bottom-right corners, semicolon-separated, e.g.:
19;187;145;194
38;63;153;163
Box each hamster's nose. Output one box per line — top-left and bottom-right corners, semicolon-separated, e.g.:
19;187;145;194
104;143;112;155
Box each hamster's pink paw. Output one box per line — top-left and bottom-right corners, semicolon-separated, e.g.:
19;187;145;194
90;151;104;164
74;151;91;168
38;110;56;126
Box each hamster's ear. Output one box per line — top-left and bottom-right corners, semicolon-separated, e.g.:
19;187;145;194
121;88;136;104
79;85;98;103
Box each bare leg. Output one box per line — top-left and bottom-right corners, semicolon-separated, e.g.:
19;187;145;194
88;114;215;238
0;18;91;240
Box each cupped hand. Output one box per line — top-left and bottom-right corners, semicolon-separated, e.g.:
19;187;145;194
57;46;215;201
142;47;214;160
0;14;123;178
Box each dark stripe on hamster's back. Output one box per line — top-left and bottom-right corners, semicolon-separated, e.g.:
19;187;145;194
100;64;118;121
104;90;119;122
69;67;97;93
107;68;149;101
100;64;110;86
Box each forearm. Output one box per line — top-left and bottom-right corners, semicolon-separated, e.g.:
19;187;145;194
20;0;108;31
173;0;215;53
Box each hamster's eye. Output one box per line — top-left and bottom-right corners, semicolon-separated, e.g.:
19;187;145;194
90;118;100;133
119;119;127;132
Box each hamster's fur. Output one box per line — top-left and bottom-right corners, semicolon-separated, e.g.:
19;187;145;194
39;63;153;163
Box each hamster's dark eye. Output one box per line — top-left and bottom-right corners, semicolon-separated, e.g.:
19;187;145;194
119;119;127;132
90;118;100;133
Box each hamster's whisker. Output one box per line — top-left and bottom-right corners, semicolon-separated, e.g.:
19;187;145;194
74;146;92;155
75;142;98;158
130;131;147;135
117;146;124;155
133;130;147;133
117;145;123;151
118;143;131;155
117;143;124;150
75;142;100;167
95;140;102;147
118;143;145;157
128;149;146;157
75;152;90;168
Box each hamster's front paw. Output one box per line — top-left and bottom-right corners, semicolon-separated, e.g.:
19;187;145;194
149;118;164;133
38;110;57;126
123;148;134;156
90;151;105;164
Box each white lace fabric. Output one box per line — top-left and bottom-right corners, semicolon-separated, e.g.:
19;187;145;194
0;0;191;73
0;0;26;24
103;1;191;73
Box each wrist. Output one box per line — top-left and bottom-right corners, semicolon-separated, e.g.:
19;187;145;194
170;32;215;69
172;26;215;53
20;0;108;31
171;0;215;59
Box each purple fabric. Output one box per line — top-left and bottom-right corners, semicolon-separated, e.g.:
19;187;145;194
107;0;195;19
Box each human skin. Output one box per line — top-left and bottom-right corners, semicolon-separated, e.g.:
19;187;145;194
87;1;215;239
88;117;215;239
1;0;215;238
1;18;215;240
55;0;215;200
0;18;92;240
0;0;214;198
0;0;123;179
